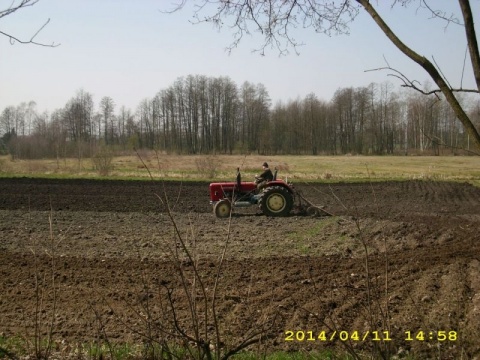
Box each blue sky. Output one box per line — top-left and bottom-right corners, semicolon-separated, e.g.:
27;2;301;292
1;0;478;114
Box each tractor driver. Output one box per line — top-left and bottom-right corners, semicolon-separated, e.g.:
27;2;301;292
255;162;273;190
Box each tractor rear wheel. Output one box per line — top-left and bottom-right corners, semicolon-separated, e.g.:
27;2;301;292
260;186;293;217
214;199;232;218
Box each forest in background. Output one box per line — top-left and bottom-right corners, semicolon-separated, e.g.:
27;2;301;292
1;74;480;159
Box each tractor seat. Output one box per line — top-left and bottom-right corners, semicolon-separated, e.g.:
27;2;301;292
236;168;241;190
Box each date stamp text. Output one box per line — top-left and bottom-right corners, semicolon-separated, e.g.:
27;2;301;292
284;330;457;342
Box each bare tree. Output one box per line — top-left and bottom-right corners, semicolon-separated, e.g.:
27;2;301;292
117;105;133;150
0;0;58;47
99;96;115;145
240;81;271;153
173;0;480;151
0;106;16;136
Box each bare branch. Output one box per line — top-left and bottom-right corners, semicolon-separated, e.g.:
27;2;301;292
159;0;187;14
432;55;453;90
423;131;480;156
178;1;360;56
421;0;463;27
458;0;480;92
0;0;39;19
0;1;60;47
365;66;479;96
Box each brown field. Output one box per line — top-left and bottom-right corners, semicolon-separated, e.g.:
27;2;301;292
1;177;480;358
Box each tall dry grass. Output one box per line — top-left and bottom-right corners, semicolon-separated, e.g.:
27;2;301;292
0;153;479;185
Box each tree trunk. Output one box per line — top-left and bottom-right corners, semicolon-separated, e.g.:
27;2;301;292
357;0;480;151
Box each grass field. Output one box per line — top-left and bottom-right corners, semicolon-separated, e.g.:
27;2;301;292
0;153;479;185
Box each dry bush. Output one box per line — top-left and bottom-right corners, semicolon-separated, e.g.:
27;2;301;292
134;148;151;162
27;161;50;174
275;162;290;172
92;148;114;176
0;157;9;173
152;149;171;176
195;156;218;179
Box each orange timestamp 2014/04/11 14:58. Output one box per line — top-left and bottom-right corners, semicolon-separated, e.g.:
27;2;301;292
284;330;458;342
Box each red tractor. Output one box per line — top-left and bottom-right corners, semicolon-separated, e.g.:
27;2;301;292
209;168;331;218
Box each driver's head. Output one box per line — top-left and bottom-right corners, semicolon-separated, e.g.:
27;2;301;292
262;162;268;168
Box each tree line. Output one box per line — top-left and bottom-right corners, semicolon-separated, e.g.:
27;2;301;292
1;74;479;159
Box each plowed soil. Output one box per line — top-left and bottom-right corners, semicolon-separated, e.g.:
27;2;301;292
1;178;479;359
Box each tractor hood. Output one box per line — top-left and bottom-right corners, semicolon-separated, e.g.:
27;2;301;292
209;181;257;202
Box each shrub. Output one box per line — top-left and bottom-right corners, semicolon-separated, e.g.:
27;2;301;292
195;156;218;179
92;147;114;176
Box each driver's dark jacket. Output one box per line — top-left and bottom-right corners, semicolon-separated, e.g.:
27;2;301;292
258;168;273;182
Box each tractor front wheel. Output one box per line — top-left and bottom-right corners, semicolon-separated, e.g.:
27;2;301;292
214;199;232;218
260;186;293;217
